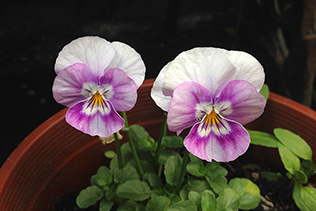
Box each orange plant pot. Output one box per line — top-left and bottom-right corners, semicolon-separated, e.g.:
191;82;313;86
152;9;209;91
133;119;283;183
0;79;315;210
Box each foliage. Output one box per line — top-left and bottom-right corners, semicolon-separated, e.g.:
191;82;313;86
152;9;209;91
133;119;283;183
76;124;261;211
249;128;316;211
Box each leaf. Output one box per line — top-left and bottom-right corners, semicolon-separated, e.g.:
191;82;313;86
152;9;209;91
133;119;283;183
143;173;163;189
228;178;261;210
114;165;140;184
216;188;240;211
205;162;228;194
187;159;206;177
167;200;197;211
294;170;308;184
164;156;182;186
205;174;227;194
129;124;150;141
104;150;116;159
300;186;316;210
162;136;184;148
116;179;151;201
76;185;104;208
274;128;312;161
293;184;316;211
260;171;282;182
248;130;278;147
188;191;202;210
201;190;217;211
117;200;139;211
96;166;112;187
99;198;114;211
277;141;300;175
259;84;269;102
145;195;170;211
158;149;180;164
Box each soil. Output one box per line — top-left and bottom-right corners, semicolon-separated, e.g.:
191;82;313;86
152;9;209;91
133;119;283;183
54;159;300;211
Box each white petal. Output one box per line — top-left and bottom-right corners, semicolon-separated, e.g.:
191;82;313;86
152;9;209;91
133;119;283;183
150;62;171;111
226;50;265;91
163;47;236;99
107;41;145;88
55;36;115;78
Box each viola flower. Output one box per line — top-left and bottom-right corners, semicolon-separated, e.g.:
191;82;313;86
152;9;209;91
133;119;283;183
151;47;266;162
53;36;145;137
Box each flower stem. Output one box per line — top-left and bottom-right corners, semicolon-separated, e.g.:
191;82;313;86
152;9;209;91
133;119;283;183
176;149;189;193
154;112;167;169
122;112;144;177
114;133;123;169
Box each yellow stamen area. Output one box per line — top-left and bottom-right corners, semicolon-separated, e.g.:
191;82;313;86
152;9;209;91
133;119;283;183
91;91;105;107
205;108;220;126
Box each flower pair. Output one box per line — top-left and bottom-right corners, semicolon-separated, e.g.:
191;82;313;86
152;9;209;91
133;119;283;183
53;36;266;162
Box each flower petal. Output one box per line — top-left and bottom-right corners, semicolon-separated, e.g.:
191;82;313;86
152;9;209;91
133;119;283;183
66;99;124;137
150;62;172;112
184;118;250;162
226;50;265;91
107;41;145;88
163;47;236;99
167;82;212;133
53;63;98;107
215;80;266;124
99;68;137;111
55;36;115;78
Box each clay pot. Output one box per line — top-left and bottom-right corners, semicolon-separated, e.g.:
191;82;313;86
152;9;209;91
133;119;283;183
0;79;315;210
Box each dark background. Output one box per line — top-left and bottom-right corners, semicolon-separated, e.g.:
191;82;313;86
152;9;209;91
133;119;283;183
0;0;311;166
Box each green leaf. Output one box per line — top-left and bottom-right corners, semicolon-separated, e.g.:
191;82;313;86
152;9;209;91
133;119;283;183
143;173;163;189
164;156;182;186
294;170;308;184
201;190;217;211
179;180;211;201
228;178;261;210
277;141;300;175
114;165;140;184
205;162;228;194
116;179;151;201
216;188;240;211
167;200;197;211
129;124;150;141
99;198;114;211
248;130;278;147
301;159;316;178
274;128;312;161
158;149;180;164
300;185;316;210
188;191;202;210
137;136;156;151
104;150;116;159
117;200;139;211
76;185;104;208
162;136;184;148
187;159;206;177
293;184;316;211
259;84;269;102
205;174;227;195
145;195;170;211
96;166;112;187
260;171;282;182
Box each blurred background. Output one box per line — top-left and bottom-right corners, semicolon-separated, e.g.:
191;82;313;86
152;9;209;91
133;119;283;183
1;0;314;166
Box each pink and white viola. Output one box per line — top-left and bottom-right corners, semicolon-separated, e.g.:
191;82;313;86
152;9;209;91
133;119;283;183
53;36;145;137
151;47;266;162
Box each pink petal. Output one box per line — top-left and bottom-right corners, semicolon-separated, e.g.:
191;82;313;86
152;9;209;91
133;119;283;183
100;68;137;111
215;80;266;124
66;99;124;137
184;118;250;162
167;82;213;133
53;63;98;107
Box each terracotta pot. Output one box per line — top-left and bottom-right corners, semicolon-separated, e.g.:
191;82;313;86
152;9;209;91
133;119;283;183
0;79;316;210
